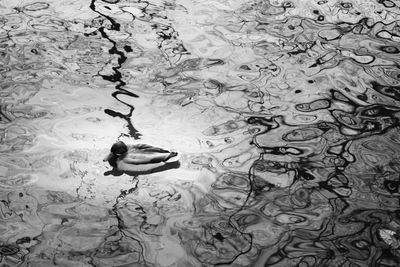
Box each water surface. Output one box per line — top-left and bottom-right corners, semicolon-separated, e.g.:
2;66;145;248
1;0;400;266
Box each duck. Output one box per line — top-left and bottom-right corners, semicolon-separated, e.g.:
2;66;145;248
103;141;180;173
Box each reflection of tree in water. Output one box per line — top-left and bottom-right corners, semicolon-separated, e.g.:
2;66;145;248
244;90;400;265
1;0;400;266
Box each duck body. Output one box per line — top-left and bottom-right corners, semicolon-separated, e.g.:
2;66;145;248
104;141;180;173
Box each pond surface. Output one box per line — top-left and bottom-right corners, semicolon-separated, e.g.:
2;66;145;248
1;0;400;266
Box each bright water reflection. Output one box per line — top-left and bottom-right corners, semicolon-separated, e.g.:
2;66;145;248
0;0;400;266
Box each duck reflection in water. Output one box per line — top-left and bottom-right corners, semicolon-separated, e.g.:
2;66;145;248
103;141;180;175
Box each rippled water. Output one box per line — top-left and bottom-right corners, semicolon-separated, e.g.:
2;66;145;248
1;0;400;266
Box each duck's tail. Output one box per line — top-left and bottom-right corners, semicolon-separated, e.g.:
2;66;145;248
165;152;180;163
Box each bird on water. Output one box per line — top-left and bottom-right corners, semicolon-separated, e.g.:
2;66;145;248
103;141;180;173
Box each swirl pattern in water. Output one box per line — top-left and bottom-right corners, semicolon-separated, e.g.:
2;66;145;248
0;0;400;266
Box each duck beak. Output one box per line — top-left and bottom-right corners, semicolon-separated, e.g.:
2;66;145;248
103;152;113;162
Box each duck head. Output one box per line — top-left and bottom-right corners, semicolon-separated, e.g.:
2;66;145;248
103;141;128;167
